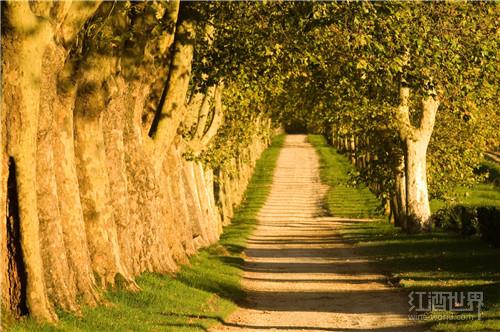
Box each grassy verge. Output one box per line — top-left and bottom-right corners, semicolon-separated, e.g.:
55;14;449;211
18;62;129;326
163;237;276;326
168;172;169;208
309;134;500;332
7;135;285;332
430;183;500;212
307;135;382;218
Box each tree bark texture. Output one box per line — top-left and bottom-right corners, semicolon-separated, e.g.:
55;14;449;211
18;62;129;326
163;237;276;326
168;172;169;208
395;86;439;232
1;0;274;322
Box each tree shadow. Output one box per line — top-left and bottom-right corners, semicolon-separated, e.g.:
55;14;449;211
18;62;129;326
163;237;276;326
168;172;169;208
157;312;423;332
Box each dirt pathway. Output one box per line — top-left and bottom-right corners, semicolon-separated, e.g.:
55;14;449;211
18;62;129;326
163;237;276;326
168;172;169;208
211;135;423;332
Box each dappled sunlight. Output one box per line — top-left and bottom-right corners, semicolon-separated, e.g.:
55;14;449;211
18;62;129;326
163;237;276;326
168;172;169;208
212;135;422;332
2;1;497;330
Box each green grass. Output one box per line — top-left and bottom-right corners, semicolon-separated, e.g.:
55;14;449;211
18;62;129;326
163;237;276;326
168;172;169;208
6;135;285;332
430;183;500;213
340;222;500;331
307;134;382;218
309;134;500;332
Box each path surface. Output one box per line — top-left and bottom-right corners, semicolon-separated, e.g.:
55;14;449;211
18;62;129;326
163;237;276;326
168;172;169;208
211;135;422;332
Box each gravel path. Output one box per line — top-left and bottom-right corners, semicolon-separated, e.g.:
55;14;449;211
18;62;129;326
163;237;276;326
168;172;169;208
211;135;423;332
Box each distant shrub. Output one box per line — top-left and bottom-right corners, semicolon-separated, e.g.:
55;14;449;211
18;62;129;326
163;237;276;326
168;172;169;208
477;206;500;247
432;205;478;236
432;205;500;247
478;161;500;186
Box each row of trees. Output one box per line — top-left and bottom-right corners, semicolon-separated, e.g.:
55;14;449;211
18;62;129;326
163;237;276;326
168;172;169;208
213;1;498;231
1;0;497;323
1;1;277;322
308;2;498;231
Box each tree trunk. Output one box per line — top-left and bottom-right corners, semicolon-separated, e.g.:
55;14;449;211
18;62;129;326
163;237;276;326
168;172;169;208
37;44;78;312
148;3;196;170
182;162;210;249
2;2;57;321
392;154;407;228
395;86;439;232
73;78;135;289
102;77;135;275
53;84;100;306
0;45;13;317
3;158;29;317
404;139;432;231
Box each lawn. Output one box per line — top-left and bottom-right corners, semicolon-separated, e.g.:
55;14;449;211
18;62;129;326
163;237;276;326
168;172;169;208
309;134;500;332
5;135;285;332
430;183;500;212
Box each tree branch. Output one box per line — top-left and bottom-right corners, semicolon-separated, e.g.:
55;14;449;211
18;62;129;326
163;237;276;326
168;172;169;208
418;94;439;140
148;3;195;159
200;82;224;147
395;86;414;141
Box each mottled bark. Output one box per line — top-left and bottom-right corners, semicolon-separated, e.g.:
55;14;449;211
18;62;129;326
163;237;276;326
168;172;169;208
123;80;178;275
1;0;273;322
162;147;191;264
2;2;57;321
37;44;78;312
102;77;135;274
195;164;220;243
123;81;154;275
218;170;235;225
181;162;210;250
200;84;225;148
395;86;439;231
170;157;197;257
4;159;28;317
149;3;196;170
1;41;10;316
53;84;100;306
73;64;135;288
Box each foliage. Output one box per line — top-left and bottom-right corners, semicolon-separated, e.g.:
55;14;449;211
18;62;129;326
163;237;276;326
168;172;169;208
479;160;500;186
432;205;480;236
430;183;500;213
272;2;498;202
179;2;498;201
478;207;500;248
432;205;500;246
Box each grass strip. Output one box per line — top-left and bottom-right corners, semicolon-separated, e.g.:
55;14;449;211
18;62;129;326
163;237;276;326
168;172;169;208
309;134;500;332
6;135;285;332
307;134;382;218
430;183;500;213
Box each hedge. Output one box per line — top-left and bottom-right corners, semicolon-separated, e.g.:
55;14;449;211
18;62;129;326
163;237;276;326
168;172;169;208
432;205;500;247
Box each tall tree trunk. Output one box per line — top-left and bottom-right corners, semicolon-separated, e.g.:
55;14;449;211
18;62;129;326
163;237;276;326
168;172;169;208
404;139;432;231
37;44;78;312
395;86;439;231
53;84;100;306
123;80;179;275
2;2;57;321
1;43;12;316
73;77;135;289
102;77;135;275
50;1;103;309
162;147;191;264
182;162;210;249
